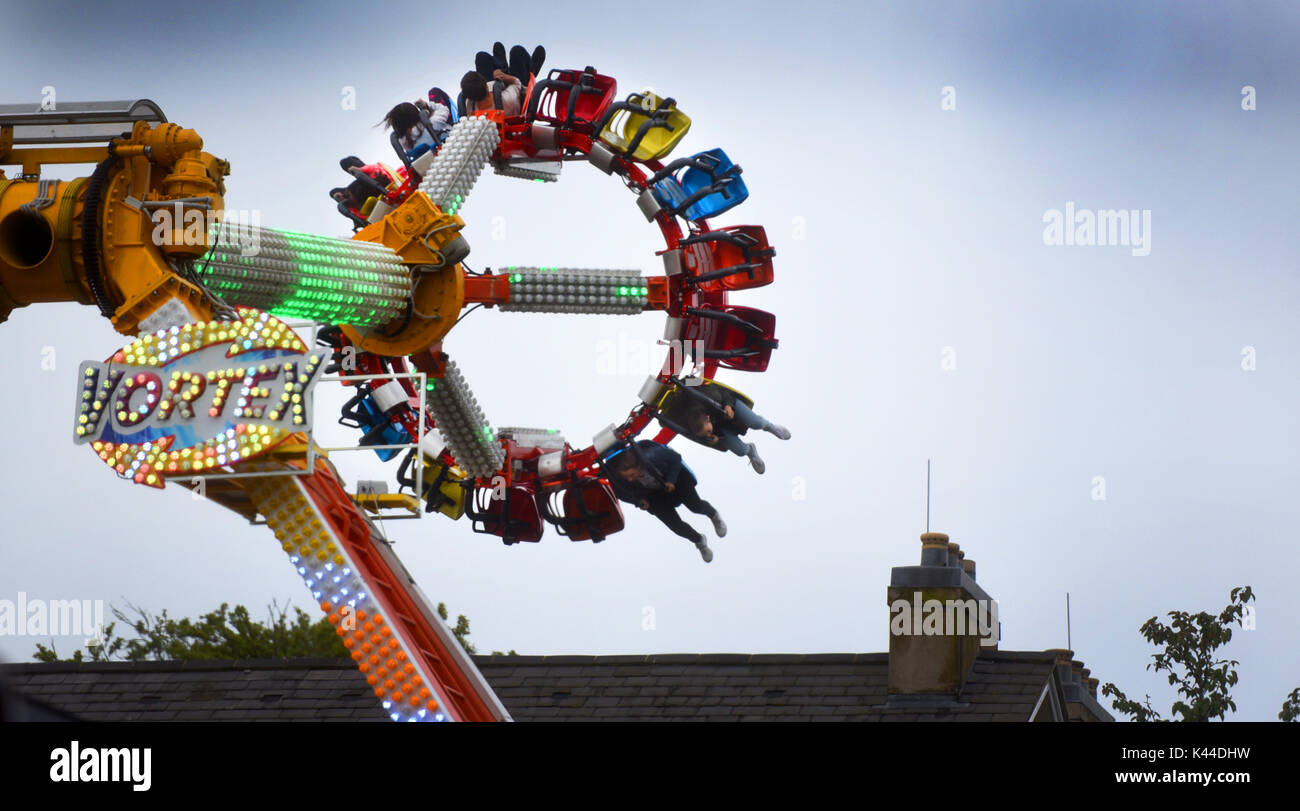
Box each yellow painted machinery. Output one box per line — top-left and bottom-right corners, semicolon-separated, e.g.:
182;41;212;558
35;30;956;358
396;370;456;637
0;100;229;330
0;100;468;349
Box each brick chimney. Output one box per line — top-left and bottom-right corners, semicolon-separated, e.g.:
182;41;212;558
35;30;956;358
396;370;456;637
887;532;999;696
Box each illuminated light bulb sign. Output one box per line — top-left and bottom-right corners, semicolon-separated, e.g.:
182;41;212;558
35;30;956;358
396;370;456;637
73;308;325;488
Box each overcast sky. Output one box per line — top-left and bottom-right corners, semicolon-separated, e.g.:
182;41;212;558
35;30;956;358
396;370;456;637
1;0;1296;720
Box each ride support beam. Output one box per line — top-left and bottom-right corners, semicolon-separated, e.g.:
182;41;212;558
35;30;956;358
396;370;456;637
240;458;510;722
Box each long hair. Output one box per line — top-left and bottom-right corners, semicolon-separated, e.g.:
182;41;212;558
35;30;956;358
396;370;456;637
381;102;421;133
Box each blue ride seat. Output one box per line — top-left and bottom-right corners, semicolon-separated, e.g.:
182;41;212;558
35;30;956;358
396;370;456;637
649;149;747;221
340;391;411;462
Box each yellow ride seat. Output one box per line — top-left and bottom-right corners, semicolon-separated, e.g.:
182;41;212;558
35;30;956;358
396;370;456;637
596;92;691;162
420;455;468;520
655;377;753;416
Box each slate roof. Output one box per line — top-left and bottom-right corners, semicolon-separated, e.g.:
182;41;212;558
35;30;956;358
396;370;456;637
0;649;1110;721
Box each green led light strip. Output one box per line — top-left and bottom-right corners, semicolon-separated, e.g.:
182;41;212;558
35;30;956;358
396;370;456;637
196;225;411;327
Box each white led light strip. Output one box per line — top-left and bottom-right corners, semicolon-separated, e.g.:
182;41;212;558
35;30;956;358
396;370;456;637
245;471;455;722
417;116;501;216
425;360;504;478
500;268;647;314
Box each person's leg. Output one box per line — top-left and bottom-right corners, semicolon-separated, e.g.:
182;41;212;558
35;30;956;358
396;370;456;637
732;400;790;439
674;478;716;518
714;430;749;457
475;52;497;81
676;478;726;537
728;400;765;430
648;505;703;544
508;45;532;87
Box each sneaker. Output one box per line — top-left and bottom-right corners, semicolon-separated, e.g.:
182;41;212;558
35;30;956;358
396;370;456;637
695;540;713;563
765;422;791;440
747;443;765;474
710;513;727;538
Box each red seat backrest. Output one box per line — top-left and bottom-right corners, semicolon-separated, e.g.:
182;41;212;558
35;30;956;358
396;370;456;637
683;305;778;373
478;484;544;543
559;479;625;541
530;68;618;131
702;226;775;292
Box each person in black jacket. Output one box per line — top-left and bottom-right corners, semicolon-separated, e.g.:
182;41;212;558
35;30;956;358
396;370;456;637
606;440;725;563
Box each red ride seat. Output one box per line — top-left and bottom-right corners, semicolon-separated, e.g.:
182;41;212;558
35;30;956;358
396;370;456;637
468;483;544;544
542;477;625;542
683;305;779;373
526;67;618;133
679;226;775;293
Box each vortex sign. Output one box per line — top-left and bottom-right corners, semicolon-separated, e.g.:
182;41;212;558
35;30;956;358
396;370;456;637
72;308;325;489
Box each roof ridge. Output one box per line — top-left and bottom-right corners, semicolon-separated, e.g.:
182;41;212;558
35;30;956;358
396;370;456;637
0;657;361;673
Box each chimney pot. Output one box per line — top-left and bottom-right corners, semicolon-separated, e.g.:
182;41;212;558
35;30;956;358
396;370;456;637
1086;677;1099;699
1045;649;1076;690
946;542;962;568
919;532;949;566
1070;659;1085;687
961;558;976;581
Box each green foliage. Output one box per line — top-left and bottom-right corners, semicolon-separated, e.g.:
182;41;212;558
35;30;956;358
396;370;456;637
1281;688;1300;723
34;621;126;663
32;599;501;662
34;600;346;662
1102;586;1297;722
436;601;475;655
1103;586;1253;721
432;603;515;655
1099;683;1163;722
